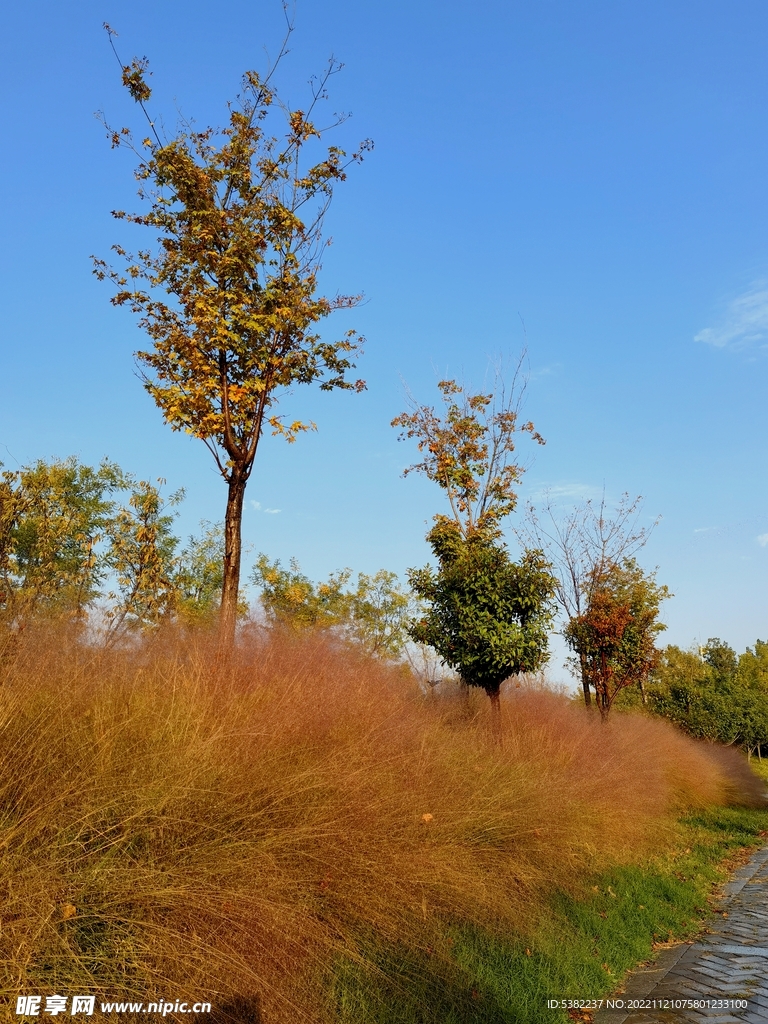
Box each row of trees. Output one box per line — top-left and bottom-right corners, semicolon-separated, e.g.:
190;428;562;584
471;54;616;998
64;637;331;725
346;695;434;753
79;24;674;720
626;639;768;757
0;458;224;639
1;24;682;732
0;441;669;721
0;457;417;657
11;450;764;757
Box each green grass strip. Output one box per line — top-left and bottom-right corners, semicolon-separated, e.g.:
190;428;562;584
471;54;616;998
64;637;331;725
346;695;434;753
334;806;768;1023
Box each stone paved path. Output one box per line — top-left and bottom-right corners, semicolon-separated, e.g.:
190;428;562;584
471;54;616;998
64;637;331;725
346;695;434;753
595;846;768;1024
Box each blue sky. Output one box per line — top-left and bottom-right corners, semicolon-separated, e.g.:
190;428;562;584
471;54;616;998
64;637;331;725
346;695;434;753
1;0;766;676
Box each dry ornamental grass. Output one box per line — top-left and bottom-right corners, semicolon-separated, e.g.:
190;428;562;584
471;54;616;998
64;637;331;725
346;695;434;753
0;623;762;1022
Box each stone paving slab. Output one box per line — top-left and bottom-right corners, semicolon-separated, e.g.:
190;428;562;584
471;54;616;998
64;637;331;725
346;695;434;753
594;845;768;1023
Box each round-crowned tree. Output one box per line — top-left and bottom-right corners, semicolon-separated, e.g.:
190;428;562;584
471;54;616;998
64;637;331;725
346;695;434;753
393;370;556;739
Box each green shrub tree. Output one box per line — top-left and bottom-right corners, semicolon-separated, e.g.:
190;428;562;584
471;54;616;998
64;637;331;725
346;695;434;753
646;639;768;756
392;372;555;737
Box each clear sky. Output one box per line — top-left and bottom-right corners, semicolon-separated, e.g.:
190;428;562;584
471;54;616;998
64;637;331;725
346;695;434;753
1;0;766;677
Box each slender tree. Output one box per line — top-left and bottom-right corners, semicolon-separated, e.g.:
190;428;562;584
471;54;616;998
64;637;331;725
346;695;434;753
174;522;228;626
104;479;182;641
94;22;370;650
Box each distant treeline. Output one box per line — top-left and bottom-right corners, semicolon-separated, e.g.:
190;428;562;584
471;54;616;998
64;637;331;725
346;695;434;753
0;457;224;639
4;456;767;757
0;456;414;657
618;639;768;758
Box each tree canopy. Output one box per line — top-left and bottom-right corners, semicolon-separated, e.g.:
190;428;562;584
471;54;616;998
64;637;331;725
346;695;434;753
407;520;555;697
392;371;543;541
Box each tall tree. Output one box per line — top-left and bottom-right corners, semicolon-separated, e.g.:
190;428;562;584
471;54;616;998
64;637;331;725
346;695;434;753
564;558;669;720
393;370;555;738
94;23;370;650
522;491;658;707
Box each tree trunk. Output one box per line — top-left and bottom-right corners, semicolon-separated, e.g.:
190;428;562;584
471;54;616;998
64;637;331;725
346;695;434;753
488;689;503;747
459;677;471;707
595;681;610;722
580;652;591;708
597;652;611;721
218;466;247;656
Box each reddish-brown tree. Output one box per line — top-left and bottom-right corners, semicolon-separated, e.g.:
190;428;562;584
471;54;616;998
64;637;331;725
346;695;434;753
523;492;659;707
565;558;669;719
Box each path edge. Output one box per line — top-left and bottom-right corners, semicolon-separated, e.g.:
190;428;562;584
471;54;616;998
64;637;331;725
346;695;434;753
593;843;768;1024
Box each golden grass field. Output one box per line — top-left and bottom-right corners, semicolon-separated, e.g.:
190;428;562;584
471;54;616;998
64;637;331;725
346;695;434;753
0;624;763;1022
